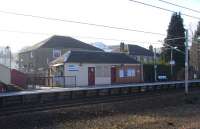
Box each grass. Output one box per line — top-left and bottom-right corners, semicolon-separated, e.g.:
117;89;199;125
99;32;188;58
1;91;200;129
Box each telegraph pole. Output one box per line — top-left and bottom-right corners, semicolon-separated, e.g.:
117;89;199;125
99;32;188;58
185;29;189;95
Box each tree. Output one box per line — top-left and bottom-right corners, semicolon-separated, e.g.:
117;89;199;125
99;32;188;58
149;45;153;52
190;22;200;72
162;12;185;69
194;21;200;40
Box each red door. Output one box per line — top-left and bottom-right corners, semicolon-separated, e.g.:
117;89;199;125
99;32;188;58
88;67;95;86
111;67;116;84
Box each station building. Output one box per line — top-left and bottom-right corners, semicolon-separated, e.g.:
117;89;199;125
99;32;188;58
49;50;143;87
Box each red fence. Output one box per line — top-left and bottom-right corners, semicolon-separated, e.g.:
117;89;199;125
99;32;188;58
27;76;76;87
11;69;27;88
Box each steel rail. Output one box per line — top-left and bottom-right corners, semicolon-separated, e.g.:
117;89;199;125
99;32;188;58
0;81;200;116
0;88;186;116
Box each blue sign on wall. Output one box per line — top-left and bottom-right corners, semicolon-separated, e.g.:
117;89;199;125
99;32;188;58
68;64;79;71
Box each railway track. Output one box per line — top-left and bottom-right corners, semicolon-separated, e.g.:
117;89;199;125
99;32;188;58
0;87;196;117
0;81;200;117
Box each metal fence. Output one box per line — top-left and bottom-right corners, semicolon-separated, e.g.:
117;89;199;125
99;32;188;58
27;76;76;88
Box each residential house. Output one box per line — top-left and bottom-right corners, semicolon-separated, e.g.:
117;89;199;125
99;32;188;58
110;43;155;64
49;50;143;87
18;35;103;75
190;40;200;76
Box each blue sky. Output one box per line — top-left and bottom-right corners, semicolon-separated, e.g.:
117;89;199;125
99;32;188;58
0;0;199;52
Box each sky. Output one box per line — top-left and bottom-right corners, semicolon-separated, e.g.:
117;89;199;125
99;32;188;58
0;0;199;52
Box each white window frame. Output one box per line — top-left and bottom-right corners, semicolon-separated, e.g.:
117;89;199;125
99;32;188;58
30;52;33;58
53;49;61;58
127;68;136;77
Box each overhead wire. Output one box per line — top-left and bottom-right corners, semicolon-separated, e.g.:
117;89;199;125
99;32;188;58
0;1;197;38
0;1;195;47
129;0;200;20
0;28;191;46
0;29;163;45
0;10;166;36
158;0;200;14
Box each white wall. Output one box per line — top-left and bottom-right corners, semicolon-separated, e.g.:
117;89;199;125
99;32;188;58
0;64;10;84
64;63;112;86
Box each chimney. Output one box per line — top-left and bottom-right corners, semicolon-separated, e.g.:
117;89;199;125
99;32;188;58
120;42;125;52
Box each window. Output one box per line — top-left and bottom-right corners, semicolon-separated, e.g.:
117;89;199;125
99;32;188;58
127;68;136;77
53;49;61;58
119;68;136;78
143;56;147;63
140;56;144;62
46;58;49;64
137;56;140;61
30;52;33;58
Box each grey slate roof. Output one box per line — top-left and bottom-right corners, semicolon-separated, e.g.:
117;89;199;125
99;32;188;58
20;35;103;53
128;44;154;56
50;50;139;65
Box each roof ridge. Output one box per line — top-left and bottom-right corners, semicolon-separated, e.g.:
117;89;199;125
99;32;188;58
19;35;103;53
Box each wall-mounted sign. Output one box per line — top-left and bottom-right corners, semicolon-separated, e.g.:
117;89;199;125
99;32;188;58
169;60;175;65
68;64;79;71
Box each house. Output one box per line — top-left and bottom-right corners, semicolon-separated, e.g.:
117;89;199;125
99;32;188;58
190;40;200;77
49;50;143;87
110;43;155;64
190;41;200;71
0;64;10;84
18;35;103;75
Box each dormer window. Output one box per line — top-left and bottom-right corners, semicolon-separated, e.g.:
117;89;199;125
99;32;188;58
53;49;61;58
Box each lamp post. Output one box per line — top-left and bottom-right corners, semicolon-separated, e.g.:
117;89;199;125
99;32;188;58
159;36;187;94
169;47;177;79
162;45;177;79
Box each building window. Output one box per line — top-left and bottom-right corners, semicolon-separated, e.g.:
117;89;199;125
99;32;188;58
137;56;140;62
143;56;147;63
135;56;137;60
30;52;33;58
140;56;144;62
53;49;61;58
127;68;136;77
119;68;136;78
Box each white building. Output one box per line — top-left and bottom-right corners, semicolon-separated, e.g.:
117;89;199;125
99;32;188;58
0;64;10;84
49;50;143;87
